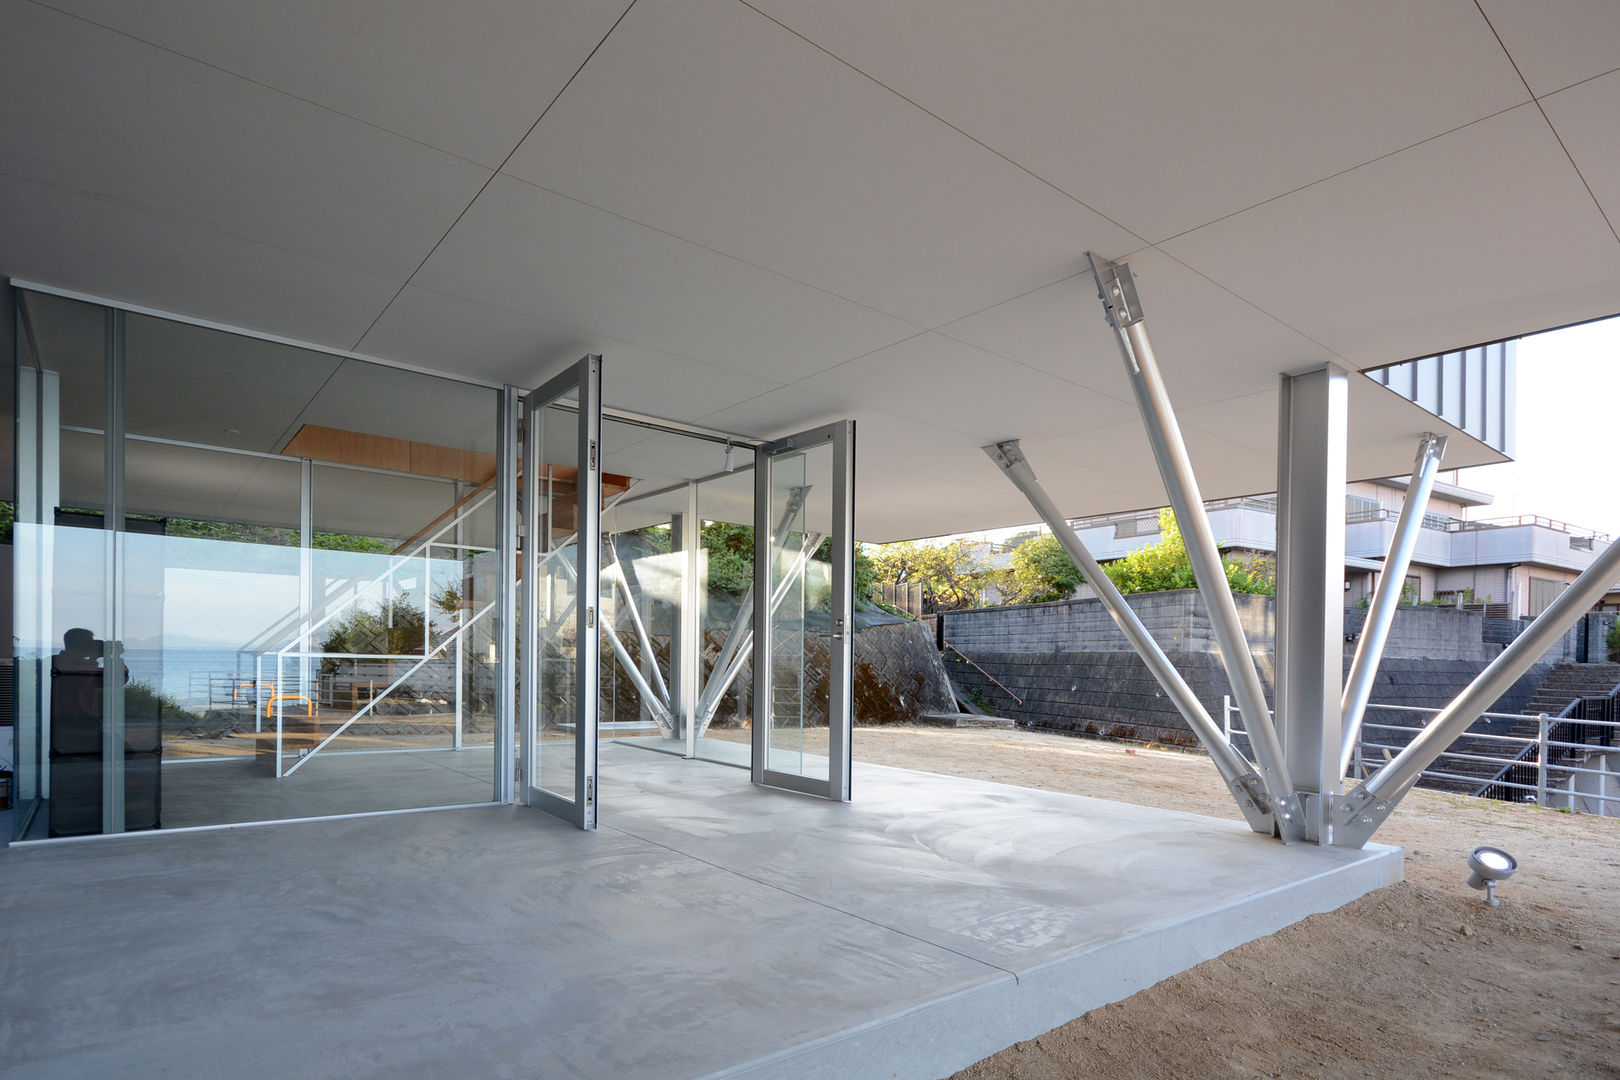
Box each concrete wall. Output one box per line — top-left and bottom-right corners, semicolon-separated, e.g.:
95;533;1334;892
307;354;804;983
947;647;1550;751
941;590;1555;748
944;591;1493;663
1483;611;1617;663
940;591;1272;658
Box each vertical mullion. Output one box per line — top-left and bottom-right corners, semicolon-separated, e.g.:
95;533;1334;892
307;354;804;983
831;421;854;801
101;308;126;834
496;386;519;804
751;443;770;786
573;356;602;829
520;393;540;803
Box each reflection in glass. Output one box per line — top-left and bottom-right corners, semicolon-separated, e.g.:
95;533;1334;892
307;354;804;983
13;288;502;838
527;401;584;804
764;444;834;781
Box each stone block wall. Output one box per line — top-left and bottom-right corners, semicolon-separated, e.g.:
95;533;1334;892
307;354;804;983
940;589;1557;750
940;591;1271;657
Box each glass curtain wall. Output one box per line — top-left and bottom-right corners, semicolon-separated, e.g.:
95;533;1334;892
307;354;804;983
12;289;502;839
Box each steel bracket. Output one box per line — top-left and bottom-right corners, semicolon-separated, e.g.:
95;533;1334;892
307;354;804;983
1271;790;1307;845
1089;254;1145;331
1326;783;1399;849
1227;774;1278;835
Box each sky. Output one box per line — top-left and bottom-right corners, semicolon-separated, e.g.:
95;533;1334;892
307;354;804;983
1454;314;1620;540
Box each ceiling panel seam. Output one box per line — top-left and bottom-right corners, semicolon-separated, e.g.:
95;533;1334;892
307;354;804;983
494;174;930;337
1471;0;1620;246
1147;101;1533;251
350;0;642;354
733;0;1151;251
1140;247;1343;361
401;280;809;389
0;166;406;294
1526;63;1620;102
25;0;496;170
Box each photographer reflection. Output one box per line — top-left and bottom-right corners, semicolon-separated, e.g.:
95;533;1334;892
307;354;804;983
48;628;160;836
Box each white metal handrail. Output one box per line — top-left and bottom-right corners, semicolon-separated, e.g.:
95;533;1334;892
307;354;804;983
1223;696;1620;814
273;599;496;776
237;487;497;667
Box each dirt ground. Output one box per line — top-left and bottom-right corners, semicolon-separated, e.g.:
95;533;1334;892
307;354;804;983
852;724;1620;1080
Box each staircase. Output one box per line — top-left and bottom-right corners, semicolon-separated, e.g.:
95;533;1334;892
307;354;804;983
1521;663;1620;717
1378;664;1620;796
1454;664;1620;799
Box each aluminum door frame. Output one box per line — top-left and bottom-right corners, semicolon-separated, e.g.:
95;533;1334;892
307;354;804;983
520;356;602;829
751;419;854;801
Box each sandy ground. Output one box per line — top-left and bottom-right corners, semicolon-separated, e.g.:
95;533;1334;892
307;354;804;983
852;725;1620;1080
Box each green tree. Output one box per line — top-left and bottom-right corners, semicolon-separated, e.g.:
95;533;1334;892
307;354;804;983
701;521;755;595
1103;508;1274;596
867;538;984;612
1003;532;1081;603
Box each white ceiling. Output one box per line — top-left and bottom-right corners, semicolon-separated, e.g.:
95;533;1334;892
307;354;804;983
4;0;1618;541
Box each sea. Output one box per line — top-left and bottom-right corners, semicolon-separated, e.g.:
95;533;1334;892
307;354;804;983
123;648;264;710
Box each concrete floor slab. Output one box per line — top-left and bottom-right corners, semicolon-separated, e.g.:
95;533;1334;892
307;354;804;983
0;745;1401;1080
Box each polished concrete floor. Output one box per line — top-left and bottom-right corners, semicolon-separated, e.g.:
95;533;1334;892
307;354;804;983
16;745;498;839
0;745;1401;1080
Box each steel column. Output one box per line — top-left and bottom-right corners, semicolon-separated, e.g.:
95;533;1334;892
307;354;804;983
1087;254;1301;840
1274;365;1349;840
1340;433;1446;775
1332;538;1620;846
101;308;126;834
985;440;1277;834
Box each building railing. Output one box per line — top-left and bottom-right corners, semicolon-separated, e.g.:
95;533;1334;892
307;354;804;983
1222;697;1620;816
1453;514;1610;542
1073;499;1611;545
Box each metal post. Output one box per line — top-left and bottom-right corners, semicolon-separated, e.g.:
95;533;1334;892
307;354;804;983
1536;713;1549;806
678;486;701;755
1086;254;1301;839
606;537;670;709
1274;364;1349;841
694;490;810;734
495;393;519;799
520;397;543;801
1341;434;1446;775
102;308;126;835
1332;538;1620;846
299;457;314;711
985;440;1279;834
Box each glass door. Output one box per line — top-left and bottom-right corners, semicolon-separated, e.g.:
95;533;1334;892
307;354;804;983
520;356;602;828
751;421;854;800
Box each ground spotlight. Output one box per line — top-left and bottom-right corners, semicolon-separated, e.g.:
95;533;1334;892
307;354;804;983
1465;845;1517;907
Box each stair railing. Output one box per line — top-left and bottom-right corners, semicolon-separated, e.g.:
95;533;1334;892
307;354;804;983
239;484;497;678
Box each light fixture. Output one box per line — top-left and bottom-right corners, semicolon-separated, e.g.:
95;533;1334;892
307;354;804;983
1465;845;1517;907
723;440;735;473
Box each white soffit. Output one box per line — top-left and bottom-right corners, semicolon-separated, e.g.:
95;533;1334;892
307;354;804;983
39;0;635;167
0;2;491;281
1161;103;1620;367
749;0;1530;242
1538;71;1620;243
408;175;918;383
1474;0;1620;96
506;0;1141;328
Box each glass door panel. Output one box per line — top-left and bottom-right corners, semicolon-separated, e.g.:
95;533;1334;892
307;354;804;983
520;357;601;828
752;421;853;800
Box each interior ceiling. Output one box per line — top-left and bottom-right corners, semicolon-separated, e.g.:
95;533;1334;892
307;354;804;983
4;1;1617;542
